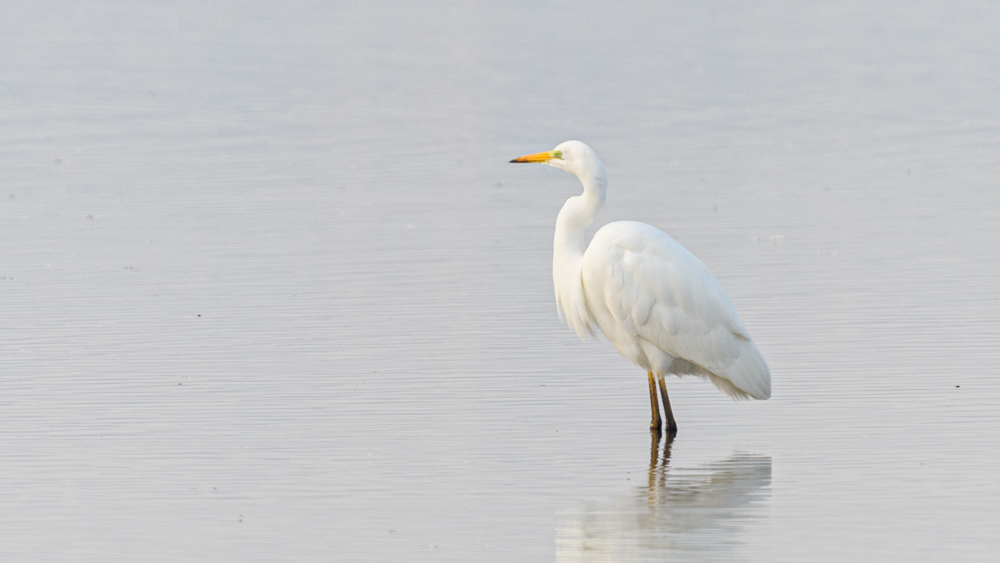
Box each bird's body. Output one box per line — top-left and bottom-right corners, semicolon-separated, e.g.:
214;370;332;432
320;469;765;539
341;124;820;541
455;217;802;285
581;220;770;400
511;141;770;434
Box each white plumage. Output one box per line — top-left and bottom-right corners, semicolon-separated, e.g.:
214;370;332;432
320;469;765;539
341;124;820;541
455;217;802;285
511;140;770;433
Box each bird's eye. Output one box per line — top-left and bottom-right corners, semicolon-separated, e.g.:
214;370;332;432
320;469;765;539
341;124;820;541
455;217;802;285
553;150;563;160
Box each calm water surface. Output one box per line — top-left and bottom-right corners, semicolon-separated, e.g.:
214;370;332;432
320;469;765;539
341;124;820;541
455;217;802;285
2;1;999;561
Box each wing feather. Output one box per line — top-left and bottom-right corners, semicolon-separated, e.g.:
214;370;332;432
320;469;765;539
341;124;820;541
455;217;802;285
583;221;770;400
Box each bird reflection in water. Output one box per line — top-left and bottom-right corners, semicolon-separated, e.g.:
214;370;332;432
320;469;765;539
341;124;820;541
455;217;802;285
556;432;771;562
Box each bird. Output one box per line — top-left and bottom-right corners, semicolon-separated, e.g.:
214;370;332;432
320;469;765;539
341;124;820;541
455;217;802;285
510;141;770;435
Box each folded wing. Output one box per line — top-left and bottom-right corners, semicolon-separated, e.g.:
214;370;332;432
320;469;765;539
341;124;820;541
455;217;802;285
583;221;771;400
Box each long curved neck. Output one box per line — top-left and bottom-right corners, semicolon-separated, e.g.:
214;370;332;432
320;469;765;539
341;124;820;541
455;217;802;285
554;166;607;266
552;164;607;337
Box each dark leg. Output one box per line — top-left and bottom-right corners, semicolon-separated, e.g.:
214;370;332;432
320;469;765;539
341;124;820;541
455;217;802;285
647;371;662;432
657;376;678;435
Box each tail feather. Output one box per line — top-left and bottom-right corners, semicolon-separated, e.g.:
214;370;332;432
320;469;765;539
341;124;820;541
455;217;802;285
667;340;771;401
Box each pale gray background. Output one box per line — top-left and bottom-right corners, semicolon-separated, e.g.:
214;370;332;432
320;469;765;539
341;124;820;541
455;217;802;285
2;1;999;561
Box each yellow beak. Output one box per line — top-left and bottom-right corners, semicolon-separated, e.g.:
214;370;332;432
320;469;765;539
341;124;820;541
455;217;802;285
509;150;557;163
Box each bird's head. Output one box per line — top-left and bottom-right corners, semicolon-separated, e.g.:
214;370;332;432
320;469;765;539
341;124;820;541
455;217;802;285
509;140;604;180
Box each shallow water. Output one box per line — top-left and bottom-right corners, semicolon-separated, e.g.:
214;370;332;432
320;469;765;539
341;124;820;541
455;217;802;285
2;1;999;561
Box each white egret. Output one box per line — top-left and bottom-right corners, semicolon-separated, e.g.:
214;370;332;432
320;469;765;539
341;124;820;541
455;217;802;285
510;141;770;435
